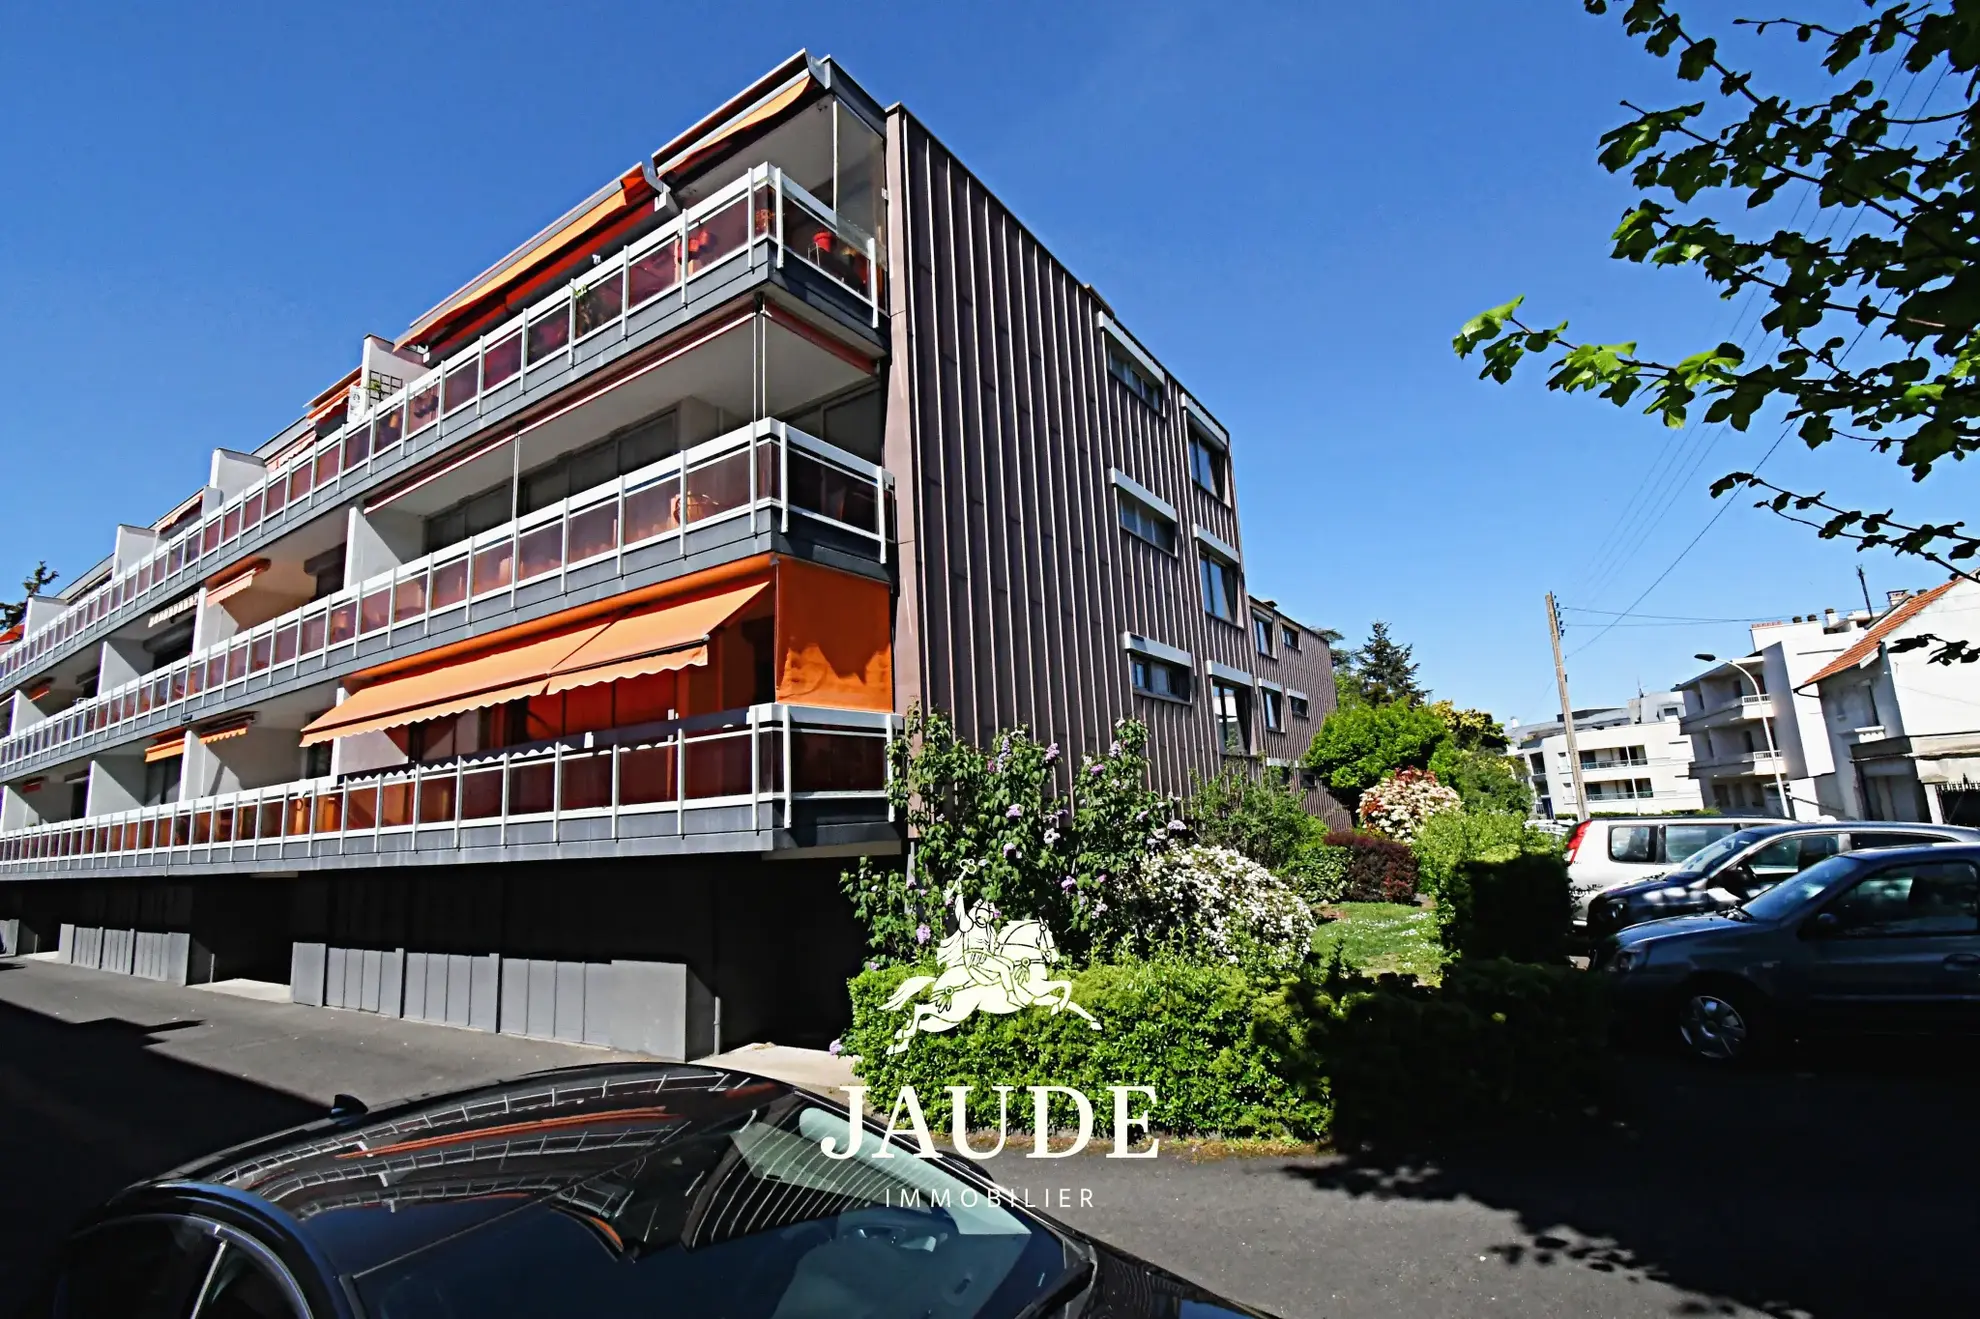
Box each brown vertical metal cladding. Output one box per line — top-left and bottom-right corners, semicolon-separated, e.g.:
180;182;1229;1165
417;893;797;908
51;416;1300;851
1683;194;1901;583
889;110;1308;797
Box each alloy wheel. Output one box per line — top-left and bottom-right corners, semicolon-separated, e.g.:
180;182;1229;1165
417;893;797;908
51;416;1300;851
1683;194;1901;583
1679;992;1750;1062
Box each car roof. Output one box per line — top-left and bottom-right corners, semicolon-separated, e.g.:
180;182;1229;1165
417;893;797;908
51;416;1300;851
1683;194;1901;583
150;1063;803;1278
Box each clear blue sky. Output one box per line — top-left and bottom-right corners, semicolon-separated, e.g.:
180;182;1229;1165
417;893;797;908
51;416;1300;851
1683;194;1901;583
2;1;1970;726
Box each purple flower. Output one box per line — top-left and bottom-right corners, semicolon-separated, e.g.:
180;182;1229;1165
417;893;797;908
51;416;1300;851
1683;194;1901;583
1006;804;1023;819
828;1038;843;1056
1167;819;1187;833
1044;742;1061;764
1110;740;1122;756
915;924;931;945
1002;842;1019;859
1060;876;1076;891
1087;763;1104;777
1094;901;1109;915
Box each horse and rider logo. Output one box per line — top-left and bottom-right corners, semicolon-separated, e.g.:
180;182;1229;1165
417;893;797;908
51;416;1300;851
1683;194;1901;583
881;890;1101;1053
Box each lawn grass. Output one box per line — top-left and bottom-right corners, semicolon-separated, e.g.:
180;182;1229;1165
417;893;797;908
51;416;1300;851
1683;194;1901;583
1311;900;1444;983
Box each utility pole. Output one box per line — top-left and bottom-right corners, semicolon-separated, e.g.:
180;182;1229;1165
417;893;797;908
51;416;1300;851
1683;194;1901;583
1546;593;1588;821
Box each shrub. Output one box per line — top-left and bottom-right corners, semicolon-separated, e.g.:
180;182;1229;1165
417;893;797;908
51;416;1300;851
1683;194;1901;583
1302;701;1451;801
1322;831;1419;904
839;710;1178;965
1437;851;1573;964
1427;743;1534;816
1355;767;1462;842
1184;767;1325;872
1284;838;1349;907
844;959;1327;1140
1267;956;1609;1146
1122;845;1316;971
1412;810;1560;893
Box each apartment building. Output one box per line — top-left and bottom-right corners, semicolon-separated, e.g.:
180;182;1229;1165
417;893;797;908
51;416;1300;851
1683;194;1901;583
1509;692;1702;820
1803;579;1980;824
0;54;1334;1053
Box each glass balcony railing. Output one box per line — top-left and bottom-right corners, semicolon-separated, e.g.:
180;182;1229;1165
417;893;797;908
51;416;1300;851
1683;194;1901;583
0;420;888;774
0;704;896;872
0;163;882;691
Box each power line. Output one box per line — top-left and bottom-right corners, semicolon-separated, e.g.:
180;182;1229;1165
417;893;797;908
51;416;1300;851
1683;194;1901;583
1566;59;1946;658
1573;48;1930;606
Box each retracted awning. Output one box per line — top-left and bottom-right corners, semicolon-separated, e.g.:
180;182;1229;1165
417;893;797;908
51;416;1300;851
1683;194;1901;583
298;582;767;746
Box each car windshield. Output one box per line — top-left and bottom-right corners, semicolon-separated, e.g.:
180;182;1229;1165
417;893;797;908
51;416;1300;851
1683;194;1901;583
1667;829;1772;879
349;1092;1072;1319
1739;853;1866;921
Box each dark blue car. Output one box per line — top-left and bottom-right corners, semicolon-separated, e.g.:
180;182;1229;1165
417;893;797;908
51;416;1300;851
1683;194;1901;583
18;1063;1271;1319
1602;843;1980;1061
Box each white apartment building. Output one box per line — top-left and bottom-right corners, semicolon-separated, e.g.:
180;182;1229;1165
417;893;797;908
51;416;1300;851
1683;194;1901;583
1676;613;1845;820
1508;692;1702;820
1806;579;1980;825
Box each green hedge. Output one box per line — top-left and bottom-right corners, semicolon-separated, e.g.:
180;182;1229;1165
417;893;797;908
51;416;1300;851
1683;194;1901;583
1267;957;1610;1146
1437;852;1573;963
843;960;1327;1140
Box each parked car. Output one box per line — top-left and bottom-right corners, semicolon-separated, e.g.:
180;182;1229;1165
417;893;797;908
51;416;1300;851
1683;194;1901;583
1585;821;1980;938
1565;815;1776;925
16;1063;1272;1319
1601;842;1980;1062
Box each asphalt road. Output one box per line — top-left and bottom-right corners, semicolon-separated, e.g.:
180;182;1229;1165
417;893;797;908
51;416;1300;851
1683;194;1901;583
0;956;1974;1318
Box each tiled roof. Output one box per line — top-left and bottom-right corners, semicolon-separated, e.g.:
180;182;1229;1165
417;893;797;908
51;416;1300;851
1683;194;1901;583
1804;579;1962;685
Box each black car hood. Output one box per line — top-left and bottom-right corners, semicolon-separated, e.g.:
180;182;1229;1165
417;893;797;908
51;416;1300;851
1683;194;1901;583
1614;911;1752;946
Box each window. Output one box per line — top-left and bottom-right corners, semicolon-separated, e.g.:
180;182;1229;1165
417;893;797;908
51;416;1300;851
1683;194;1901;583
1289;693;1311;719
1212;679;1250;756
303;742;332;780
1130;653;1191;702
1200;554;1239;623
1850;831;1954;851
46;1217;218;1319
1282;625;1300;651
1116;490;1176;553
1261;686;1284;732
1252;615;1275;657
1105;339;1163;411
1663;822;1738;863
1824;860;1979;937
1748;831;1843;879
141;755;181;807
1187;421;1226;499
1609;825;1654;863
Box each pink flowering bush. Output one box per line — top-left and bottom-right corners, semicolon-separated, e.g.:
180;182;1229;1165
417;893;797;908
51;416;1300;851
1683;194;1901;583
1356;767;1461;842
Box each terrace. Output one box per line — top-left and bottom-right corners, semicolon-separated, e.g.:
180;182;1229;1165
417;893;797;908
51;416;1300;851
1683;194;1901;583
0;162;882;695
0;703;898;877
0;419;889;780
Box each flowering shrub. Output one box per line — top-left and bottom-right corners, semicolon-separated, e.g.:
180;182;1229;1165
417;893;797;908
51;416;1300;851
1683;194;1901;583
839;710;1179;964
1121;845;1317;970
1356;767;1461;842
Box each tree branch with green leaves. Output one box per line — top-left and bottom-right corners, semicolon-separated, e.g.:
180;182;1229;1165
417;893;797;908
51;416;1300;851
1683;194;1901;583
1455;1;1980;602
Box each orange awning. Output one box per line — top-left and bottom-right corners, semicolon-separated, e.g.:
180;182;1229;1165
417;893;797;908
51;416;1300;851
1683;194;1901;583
197;718;253;746
298;623;614;747
655;71;813;182
544;583;765;694
144;737;186;763
298;582;768;746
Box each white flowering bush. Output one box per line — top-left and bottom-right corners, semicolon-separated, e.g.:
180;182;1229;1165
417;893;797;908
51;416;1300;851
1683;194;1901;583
1122;845;1316;971
1357;767;1462;842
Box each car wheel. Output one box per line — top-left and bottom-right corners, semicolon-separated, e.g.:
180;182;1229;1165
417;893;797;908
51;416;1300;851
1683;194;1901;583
1677;984;1765;1063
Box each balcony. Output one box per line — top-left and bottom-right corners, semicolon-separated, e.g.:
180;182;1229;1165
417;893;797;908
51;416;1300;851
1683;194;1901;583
1677;693;1775;734
0;163;882;694
0;420;887;778
1688;747;1786;776
0;704;897;876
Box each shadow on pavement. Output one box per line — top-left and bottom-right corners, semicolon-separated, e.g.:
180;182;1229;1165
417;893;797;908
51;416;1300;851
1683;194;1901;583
1283;1048;1980;1318
0;996;325;1295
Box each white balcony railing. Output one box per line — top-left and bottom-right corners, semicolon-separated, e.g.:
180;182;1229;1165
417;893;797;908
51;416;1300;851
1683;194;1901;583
0;704;897;873
0;163;881;689
0;420;887;774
